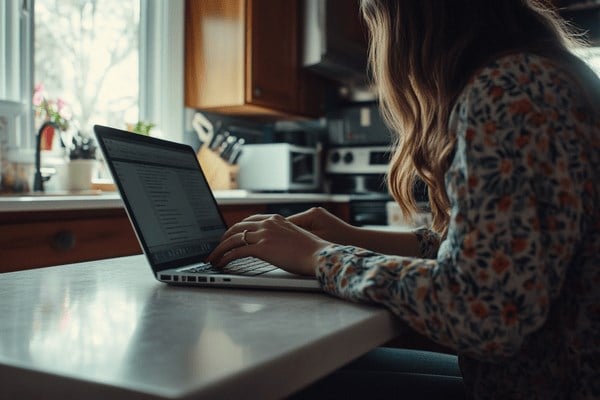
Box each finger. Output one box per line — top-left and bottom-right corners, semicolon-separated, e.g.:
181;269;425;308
219;220;259;242
287;207;322;228
215;245;262;269
213;230;264;268
220;215;282;241
207;230;250;264
242;214;278;222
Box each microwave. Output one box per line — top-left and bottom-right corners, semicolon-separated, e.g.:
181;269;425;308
237;143;320;191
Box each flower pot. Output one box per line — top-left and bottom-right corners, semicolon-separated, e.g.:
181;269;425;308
56;159;98;192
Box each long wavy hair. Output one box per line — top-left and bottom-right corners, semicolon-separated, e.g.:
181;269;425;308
360;0;593;236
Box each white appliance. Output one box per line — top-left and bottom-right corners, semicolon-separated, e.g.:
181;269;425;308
238;143;320;192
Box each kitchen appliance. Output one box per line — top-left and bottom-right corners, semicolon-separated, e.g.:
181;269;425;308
303;0;368;84
325;145;390;194
324;145;391;226
237;143;320;192
325;145;430;226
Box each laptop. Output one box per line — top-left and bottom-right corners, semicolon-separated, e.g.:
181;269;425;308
94;124;320;291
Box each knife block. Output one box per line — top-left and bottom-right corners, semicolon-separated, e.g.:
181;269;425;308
197;145;239;190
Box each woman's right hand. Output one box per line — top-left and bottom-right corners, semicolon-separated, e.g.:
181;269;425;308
288;206;422;257
287;207;358;245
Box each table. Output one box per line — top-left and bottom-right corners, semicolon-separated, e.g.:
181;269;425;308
0;255;403;399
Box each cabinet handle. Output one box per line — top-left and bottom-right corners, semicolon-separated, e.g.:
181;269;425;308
253;88;262;97
52;230;76;251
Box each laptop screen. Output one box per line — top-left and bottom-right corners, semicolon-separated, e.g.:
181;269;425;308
95;125;227;272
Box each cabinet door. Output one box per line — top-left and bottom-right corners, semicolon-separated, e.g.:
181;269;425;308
0;210;141;272
185;0;246;109
246;0;300;113
185;0;324;117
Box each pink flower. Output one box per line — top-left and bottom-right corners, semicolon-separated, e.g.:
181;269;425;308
33;83;72;131
33;83;46;106
32;91;44;106
59;105;72;121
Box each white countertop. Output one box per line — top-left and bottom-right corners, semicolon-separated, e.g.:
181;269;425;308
0;190;352;212
0;255;404;399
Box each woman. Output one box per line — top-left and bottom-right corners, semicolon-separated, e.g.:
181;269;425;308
208;0;599;398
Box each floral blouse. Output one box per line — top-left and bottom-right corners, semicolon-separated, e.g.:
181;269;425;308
316;53;600;399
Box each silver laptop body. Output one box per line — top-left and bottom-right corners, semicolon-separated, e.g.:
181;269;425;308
94;124;320;291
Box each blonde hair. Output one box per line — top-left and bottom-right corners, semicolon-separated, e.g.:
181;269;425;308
360;0;591;236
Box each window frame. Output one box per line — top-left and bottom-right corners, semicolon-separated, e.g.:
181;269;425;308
139;0;184;143
1;0;184;159
1;0;34;156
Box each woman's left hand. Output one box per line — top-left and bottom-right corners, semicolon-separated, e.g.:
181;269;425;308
206;214;333;276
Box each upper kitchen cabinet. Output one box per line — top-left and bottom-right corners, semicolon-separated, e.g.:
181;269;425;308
185;0;326;118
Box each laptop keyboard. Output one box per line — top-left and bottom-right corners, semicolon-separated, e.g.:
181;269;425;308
183;257;277;276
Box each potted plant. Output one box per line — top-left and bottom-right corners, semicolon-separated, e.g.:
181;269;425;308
60;131;98;191
128;120;156;136
68;131;97;160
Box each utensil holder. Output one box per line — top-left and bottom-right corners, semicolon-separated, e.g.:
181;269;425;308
197;145;239;190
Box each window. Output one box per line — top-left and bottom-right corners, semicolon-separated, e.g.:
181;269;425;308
34;0;141;135
1;0;184;157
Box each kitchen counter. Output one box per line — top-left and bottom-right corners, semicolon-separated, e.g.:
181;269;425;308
0;190;352;212
0;255;404;399
0;190;355;272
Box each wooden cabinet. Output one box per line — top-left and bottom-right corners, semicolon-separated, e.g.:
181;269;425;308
0;201;350;272
0;209;142;273
184;0;325;118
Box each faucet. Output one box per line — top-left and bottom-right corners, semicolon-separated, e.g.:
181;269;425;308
33;121;60;192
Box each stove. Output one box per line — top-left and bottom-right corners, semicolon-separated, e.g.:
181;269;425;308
324;145;430;226
324;146;391;225
325;146;390;194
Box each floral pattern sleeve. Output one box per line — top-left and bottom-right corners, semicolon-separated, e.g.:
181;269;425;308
315;54;591;362
413;227;441;259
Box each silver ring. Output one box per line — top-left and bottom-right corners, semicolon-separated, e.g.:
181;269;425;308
241;229;249;246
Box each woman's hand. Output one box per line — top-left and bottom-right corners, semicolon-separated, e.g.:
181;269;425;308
287;207;357;244
290;206;422;257
206;214;333;276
